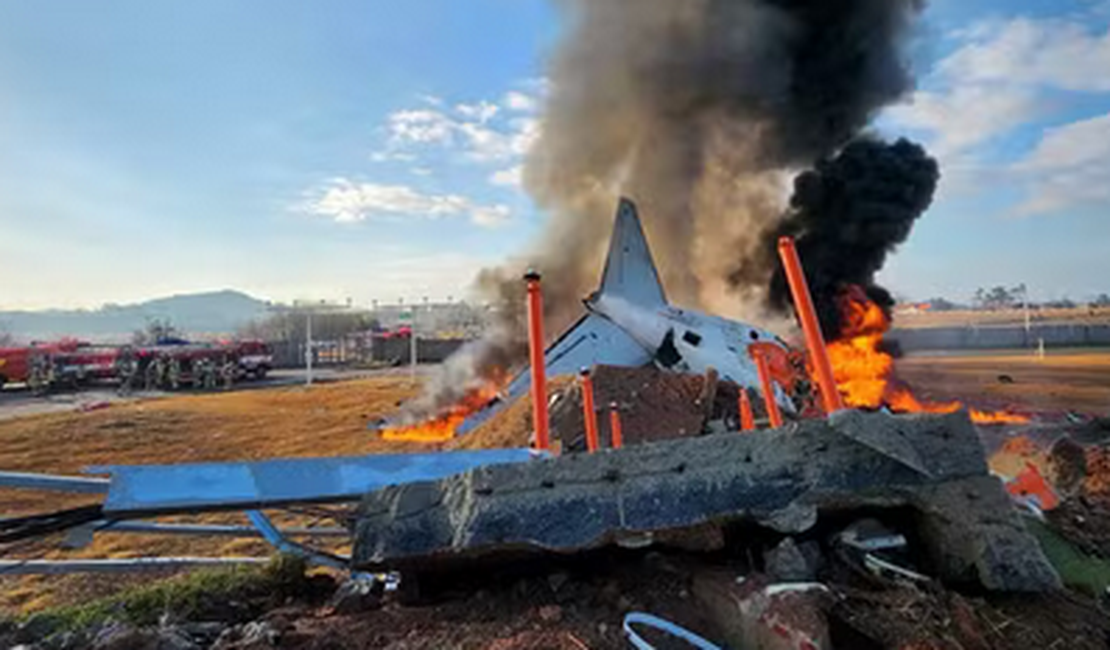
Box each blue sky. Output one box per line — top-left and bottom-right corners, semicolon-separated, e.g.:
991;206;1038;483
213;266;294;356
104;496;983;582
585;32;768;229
1;0;1108;310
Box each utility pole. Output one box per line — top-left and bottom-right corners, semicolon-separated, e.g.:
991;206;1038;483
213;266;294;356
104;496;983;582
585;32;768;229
410;307;418;385
271;300;349;388
305;310;313;386
1023;284;1032;343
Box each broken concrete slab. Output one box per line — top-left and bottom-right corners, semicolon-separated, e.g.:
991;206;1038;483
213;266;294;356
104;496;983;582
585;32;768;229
352;411;1059;592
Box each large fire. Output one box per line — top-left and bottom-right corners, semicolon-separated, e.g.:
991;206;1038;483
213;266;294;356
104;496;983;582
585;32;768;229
380;381;503;443
825;286;1029;425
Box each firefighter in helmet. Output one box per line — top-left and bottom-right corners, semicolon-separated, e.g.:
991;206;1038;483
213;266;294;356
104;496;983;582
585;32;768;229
28;353;48;396
116;347;138;396
146;354;165;391
166;355;181;391
220;354;236;391
198;356;216;391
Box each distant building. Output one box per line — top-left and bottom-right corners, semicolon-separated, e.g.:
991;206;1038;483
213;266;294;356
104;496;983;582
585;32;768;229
371;302;493;339
894;302;932;316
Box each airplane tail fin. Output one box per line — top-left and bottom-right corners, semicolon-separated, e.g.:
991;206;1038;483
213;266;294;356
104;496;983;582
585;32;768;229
597;198;667;307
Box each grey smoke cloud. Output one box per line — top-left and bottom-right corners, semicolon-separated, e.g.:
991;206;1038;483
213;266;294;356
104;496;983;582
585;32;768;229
404;0;929;420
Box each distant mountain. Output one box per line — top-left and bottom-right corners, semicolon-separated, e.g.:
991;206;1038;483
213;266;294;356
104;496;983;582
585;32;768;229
0;290;271;342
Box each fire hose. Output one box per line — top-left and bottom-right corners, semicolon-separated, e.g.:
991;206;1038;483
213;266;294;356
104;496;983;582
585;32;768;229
622;612;722;650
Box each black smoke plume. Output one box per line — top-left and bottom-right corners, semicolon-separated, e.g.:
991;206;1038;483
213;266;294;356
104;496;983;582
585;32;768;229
758;138;940;338
523;0;929;324
404;0;931;422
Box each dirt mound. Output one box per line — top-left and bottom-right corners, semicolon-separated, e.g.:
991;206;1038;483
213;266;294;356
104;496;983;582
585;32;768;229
449;365;751;452
549;366;709;451
832;584;1109;650
1085;445;1110;497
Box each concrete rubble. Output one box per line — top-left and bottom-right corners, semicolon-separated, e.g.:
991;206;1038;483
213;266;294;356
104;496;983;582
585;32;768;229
353;410;1060;592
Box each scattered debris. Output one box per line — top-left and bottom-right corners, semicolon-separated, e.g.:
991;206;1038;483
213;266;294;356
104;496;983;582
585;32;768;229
764;538;819;583
325;577;384;616
355;411;1060;593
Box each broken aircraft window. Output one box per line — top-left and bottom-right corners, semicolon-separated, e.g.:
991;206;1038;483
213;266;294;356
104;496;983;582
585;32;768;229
656;329;682;368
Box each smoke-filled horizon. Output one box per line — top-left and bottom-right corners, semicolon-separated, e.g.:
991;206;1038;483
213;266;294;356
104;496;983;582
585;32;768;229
400;0;932;422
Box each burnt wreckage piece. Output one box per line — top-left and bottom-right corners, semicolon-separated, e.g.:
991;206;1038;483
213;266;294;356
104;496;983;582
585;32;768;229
353;411;1059;592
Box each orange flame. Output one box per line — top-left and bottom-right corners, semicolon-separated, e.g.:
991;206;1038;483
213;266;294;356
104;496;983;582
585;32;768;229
381;381;503;443
824;286;1029;425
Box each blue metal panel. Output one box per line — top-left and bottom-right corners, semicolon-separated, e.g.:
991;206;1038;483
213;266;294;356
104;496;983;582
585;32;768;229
98;449;538;514
245;510;349;570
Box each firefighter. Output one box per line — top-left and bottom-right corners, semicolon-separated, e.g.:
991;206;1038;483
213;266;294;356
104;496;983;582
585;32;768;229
45;355;57;391
116;348;138;396
146;354;165;392
198;357;216;391
28;353;47;396
220;355;236;391
188;359;202;389
206;357;219;391
167;356;181;391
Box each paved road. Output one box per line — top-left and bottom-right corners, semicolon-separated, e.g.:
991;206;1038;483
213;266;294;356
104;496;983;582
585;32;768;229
0;366;429;421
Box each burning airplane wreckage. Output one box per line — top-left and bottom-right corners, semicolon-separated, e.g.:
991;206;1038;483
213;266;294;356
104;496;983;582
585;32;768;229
0;197;1096;648
4;0;1110;645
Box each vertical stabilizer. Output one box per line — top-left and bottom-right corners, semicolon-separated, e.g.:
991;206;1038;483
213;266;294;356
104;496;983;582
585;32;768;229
598;199;667;307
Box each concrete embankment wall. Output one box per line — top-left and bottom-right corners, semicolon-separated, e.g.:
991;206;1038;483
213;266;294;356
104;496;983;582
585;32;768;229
270;337;467;368
891;324;1110;352
369;337;466;365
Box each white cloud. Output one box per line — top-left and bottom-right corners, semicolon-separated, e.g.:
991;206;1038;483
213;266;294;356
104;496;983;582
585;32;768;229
1018;112;1110;172
939;18;1110;93
503;91;538;112
382;103;540;164
469;204;511;227
887;16;1110;157
305;179;510;228
885;13;1110;213
887;84;1040;156
388;110;456;146
456;101;499;123
1013;112;1110;215
370;150;417;163
489;165;523;188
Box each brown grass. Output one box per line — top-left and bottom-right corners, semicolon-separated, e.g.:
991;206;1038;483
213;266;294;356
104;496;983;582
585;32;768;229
896;349;1110;416
896;306;1110;330
4;350;1109;614
0;377;434;614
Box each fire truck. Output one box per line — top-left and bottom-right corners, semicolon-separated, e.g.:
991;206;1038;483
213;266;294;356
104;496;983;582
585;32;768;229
0;346;32;389
1;338;272;392
52;344;120;387
0;341;119;390
233;340;272;379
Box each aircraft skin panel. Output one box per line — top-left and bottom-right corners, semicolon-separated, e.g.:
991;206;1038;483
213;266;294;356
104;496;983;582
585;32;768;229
457;313;651;435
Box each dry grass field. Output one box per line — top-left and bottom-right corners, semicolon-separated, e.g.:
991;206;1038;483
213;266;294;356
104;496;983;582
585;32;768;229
0;377;430;613
895;306;1110;330
1;349;1108;615
897;348;1110;416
